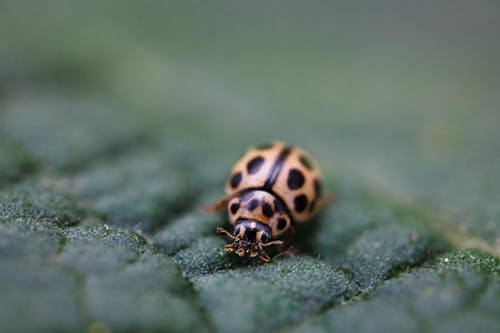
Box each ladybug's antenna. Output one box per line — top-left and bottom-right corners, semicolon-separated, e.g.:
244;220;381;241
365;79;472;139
217;227;238;240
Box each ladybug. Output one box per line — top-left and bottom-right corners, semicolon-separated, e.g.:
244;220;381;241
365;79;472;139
207;142;324;262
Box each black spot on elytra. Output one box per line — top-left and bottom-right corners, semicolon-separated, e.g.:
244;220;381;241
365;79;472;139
314;179;322;197
247;156;265;175
230;172;242;188
299;155;313;170
294;194;308;213
309;201;316;213
246;199;259;211
277;218;287;230
255;143;274;150
287;169;305;190
273;199;285;214
309;178;322;212
230;203;240;214
262;203;274;218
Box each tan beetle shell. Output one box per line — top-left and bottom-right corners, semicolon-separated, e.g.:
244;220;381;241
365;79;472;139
226;190;292;238
224;142;322;237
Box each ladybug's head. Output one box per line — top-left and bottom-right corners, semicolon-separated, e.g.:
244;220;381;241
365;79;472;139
217;219;282;262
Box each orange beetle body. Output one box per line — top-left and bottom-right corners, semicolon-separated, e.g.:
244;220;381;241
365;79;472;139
210;142;324;262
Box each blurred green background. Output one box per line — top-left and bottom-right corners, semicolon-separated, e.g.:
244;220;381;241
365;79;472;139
3;0;498;248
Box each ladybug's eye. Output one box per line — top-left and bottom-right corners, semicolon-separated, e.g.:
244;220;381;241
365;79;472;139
233;225;241;237
260;232;270;244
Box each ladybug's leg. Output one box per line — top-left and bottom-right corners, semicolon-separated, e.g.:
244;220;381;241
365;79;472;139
202;197;229;213
218;227;239;254
274;227;297;257
258;240;284;262
261;240;284;248
259;251;271;262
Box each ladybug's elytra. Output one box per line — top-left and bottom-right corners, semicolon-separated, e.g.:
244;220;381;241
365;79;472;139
206;142;324;262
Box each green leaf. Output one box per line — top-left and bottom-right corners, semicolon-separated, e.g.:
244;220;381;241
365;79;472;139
192;256;358;333
0;139;38;187
292;250;500;333
0;181;84;227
